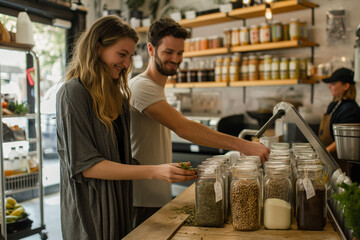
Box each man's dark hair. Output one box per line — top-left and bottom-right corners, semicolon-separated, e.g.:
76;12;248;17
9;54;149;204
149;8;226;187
148;17;189;48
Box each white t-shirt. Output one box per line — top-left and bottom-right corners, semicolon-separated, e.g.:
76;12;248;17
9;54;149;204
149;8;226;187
129;73;172;207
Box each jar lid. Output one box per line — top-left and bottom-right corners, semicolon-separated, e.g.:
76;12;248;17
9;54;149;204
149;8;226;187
290;18;298;22
231;27;238;30
272;20;281;24
261;22;269;26
297;164;323;173
224;28;230;31
264;55;272;59
249;55;257;59
272;57;279;61
281;57;289;61
250;24;259;28
240;26;248;30
290;57;298;60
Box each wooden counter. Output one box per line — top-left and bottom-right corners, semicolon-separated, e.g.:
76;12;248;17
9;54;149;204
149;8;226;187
123;185;341;240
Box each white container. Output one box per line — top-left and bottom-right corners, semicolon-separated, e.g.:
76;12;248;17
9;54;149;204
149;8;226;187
16;12;35;45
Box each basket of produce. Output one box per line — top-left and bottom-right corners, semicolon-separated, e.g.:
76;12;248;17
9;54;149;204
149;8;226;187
1;197;33;234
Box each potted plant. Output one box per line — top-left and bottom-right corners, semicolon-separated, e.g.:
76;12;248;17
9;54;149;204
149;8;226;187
332;182;360;240
126;0;145;19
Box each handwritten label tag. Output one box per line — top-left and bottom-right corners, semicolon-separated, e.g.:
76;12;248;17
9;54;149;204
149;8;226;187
303;178;315;199
170;12;182;22
214;181;223;202
185;10;196;20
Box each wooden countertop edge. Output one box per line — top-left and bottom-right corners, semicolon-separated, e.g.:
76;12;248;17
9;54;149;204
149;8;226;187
123;184;196;240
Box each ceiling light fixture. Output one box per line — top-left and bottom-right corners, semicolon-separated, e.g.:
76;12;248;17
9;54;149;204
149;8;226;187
265;3;272;20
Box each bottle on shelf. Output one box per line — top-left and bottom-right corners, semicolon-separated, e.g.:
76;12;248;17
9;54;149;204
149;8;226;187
18;145;30;173
8;147;23;175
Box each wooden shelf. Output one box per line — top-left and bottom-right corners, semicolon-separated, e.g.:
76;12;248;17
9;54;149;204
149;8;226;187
2;113;37;119
183;48;229;58
231;40;318;53
179;12;233;28
0;41;34;52
173;82;228;88
230;79;299;87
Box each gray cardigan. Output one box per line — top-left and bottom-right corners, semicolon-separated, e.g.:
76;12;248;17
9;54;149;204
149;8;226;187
56;78;133;240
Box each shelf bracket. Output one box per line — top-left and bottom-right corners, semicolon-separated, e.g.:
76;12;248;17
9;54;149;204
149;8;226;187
310;84;314;104
243;87;246;104
311;46;315;64
297;1;318;26
226;12;246;26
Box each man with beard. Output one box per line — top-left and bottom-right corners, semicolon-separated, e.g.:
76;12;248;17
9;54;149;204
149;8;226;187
129;18;270;227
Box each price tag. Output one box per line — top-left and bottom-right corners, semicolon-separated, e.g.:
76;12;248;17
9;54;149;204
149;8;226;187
190;144;200;153
185;10;196;20
303;178;315;199
214;181;223;202
170;12;182;22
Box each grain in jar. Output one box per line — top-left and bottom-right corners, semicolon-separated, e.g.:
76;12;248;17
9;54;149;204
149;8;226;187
214;36;222;48
283;23;290;41
289;18;300;40
248;55;259;81
194;38;201;51
239;26;249;46
201;37;208;50
300;21;308;41
215;57;223;82
300;58;308;80
222;57;231;82
231;27;240;47
264;55;272;80
271;21;282;42
271;57;280;80
289;57;300;79
230;53;241;82
241;56;249;80
197;60;207;82
250;25;260;45
260;23;271;44
189;38;195;51
280;57;289;79
184;39;191;52
224;28;232;48
259;56;265;80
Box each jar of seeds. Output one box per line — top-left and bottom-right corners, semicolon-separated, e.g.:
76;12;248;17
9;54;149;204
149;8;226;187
195;165;224;227
231;164;260;231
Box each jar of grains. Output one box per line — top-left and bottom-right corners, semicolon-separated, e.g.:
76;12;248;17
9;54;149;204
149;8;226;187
296;165;326;230
231;164;260;231
289;18;300;40
264;55;272;80
241;56;249;80
280;57;289;79
222;57;231;82
272;21;282;42
289;57;300;79
300;21;308;41
195;165;224;227
271;57;280;80
231;27;240;46
260;23;271;43
259;56;265;80
283;23;290;41
250;25;260;45
224;28;232;48
240;26;250;46
230;53;241;81
264;164;292;230
300;58;308;80
248;55;259;80
215;57;223;82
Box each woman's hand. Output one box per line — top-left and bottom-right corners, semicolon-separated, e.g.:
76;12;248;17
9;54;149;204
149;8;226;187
241;141;270;164
152;163;197;183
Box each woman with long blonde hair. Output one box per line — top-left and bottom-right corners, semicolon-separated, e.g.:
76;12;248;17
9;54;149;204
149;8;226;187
56;15;196;240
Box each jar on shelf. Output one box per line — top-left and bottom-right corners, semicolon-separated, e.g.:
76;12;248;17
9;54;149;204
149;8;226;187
283;23;290;41
230;54;241;82
241;56;249;80
207;59;215;82
189;38;195;52
289;57;300;79
197;60;208;82
215;57;223;82
296;165;326;230
250;25;260;45
290;18;300;40
187;68;198;82
214;36;223;48
231;27;240;47
280;57;289;79
222;57;231;82
195;38;201;51
195;165;224;227
224;28;232;48
260;23;271;44
239;26;249;46
300;21;308;41
184;39;191;52
248;55;259;80
178;68;188;83
264;55;272;80
300;58;308;80
259;56;265;80
231;164;260;231
201;37;208;50
263;164;292;230
271;21;282;42
271;57;280;80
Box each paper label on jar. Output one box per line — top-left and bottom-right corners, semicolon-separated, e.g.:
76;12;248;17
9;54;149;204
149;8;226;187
241;65;248;72
229;66;236;74
264;63;271;71
240;32;249;44
214;181;223;202
215;67;221;75
303;178;315;199
248;65;256;72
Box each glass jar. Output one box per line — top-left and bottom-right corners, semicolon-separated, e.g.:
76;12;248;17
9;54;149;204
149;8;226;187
258;56;265;80
248;55;259;81
222;57;231;82
231;27;240;47
300;21;308;41
250;25;260;45
213;36;222;48
194;38;201;51
300;58;308;80
289;57;300;79
296;165;326;230
283;23;290;41
271;21;282;42
197;61;208;82
201;37;208;50
260;23;271;43
241;56;249;80
271;57;280;80
239;26;249;46
231;164;260;231
189;38;195;52
184;39;191;52
271;142;290;150
280;57;289;79
264;164;292;230
263;55;272;80
215;57;223;82
195;165;224;227
224;28;232;48
230;54;241;82
290;18;300;40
